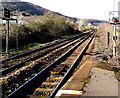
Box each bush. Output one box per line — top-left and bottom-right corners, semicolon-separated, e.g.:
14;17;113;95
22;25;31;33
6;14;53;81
1;12;78;50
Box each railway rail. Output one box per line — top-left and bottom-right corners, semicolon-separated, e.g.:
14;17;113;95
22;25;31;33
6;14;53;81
3;32;94;98
1;31;93;97
1;32;90;75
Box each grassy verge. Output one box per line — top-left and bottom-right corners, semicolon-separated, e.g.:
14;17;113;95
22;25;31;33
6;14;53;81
2;33;80;55
8;43;44;54
2;43;44;56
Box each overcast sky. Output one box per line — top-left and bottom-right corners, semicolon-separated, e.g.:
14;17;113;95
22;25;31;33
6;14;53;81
21;0;120;20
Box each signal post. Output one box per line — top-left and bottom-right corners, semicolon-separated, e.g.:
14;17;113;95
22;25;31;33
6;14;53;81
2;8;17;54
109;11;120;58
3;8;11;54
112;19;120;57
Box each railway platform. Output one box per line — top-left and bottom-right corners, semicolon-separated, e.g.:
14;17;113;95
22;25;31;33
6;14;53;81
56;60;119;97
56;61;93;97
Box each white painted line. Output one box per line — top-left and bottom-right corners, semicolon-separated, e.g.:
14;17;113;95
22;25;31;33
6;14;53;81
56;90;83;97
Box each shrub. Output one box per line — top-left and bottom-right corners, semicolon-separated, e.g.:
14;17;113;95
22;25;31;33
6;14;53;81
1;12;78;50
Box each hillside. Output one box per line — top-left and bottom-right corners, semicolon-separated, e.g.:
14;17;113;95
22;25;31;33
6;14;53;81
84;19;108;26
2;2;47;15
1;1;107;24
1;1;48;15
1;1;77;21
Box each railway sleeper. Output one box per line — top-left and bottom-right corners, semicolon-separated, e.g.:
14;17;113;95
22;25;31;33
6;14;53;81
65;60;74;64
70;54;78;57
46;76;63;82
68;57;76;60
49;64;68;75
73;52;81;54
32;88;53;96
40;82;58;88
46;78;60;82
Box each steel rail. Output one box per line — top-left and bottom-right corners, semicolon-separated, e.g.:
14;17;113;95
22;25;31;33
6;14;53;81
1;34;88;75
6;33;93;98
50;34;94;98
1;33;87;63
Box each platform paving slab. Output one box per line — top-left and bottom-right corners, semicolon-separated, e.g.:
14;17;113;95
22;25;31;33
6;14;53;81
82;67;119;97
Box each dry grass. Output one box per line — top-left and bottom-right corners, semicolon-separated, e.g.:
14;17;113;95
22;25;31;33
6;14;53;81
94;61;113;71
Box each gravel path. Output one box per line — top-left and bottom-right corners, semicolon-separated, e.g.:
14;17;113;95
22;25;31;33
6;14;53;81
83;67;119;96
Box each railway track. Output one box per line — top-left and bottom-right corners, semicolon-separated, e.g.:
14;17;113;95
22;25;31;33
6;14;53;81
1;32;91;76
1;31;93;97
3;32;94;98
